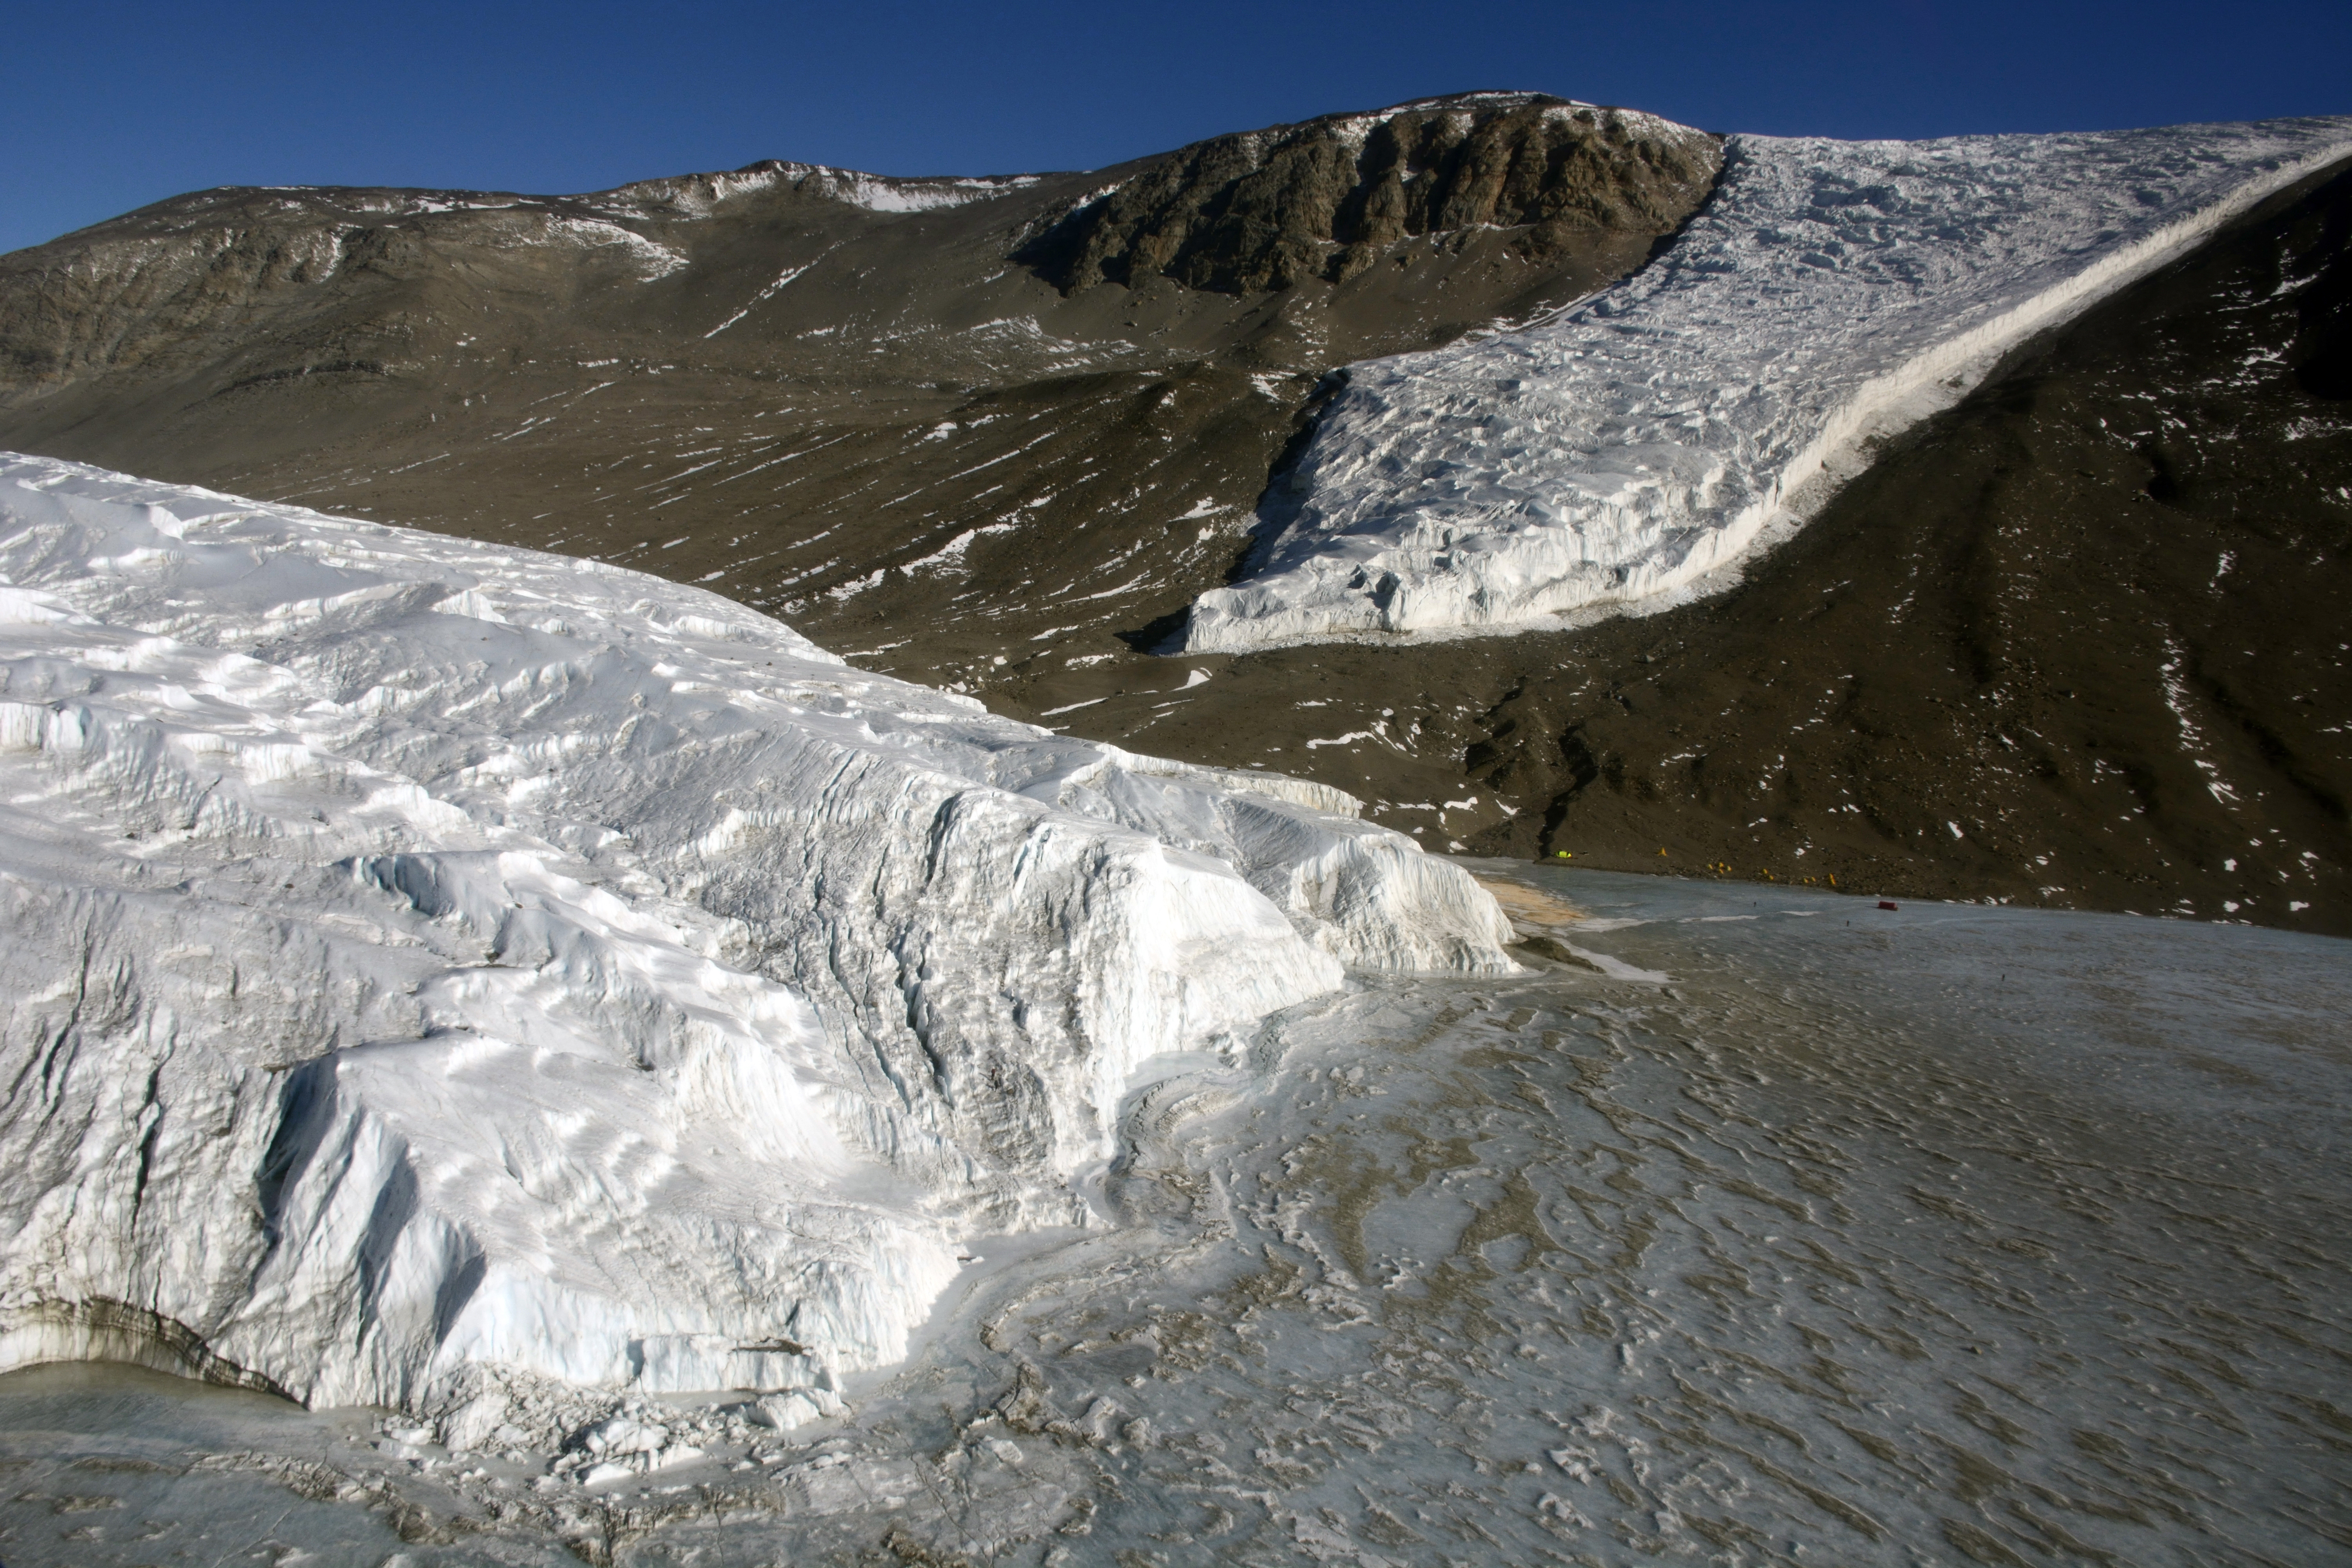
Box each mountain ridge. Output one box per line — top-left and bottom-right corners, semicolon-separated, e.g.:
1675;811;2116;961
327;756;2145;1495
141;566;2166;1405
1;97;2344;932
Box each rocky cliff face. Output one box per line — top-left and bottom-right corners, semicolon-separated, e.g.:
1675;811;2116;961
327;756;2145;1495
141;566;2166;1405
1020;93;1720;294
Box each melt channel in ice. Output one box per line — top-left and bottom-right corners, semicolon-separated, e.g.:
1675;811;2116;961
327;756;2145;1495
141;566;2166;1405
1182;116;2352;653
0;453;1515;1423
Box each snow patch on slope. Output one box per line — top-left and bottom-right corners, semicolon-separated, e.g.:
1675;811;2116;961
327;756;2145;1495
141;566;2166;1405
602;162;1042;219
536;216;688;279
0;454;1512;1415
1183;118;2352;653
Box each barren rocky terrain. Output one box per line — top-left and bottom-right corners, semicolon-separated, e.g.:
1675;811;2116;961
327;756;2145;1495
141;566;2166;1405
4;95;2346;931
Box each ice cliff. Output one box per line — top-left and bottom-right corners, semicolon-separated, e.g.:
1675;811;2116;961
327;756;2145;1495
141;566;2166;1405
0;454;1514;1417
1183;117;2352;653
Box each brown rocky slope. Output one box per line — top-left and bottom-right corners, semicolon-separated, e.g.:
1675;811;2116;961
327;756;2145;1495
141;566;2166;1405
0;94;1716;704
1031;160;2352;934
3;99;2347;932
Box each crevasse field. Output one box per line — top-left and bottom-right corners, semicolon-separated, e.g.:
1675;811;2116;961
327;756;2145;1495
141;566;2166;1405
0;452;1512;1426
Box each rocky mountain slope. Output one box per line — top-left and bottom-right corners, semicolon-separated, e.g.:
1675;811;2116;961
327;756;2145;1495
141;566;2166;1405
1021;92;1712;294
3;96;2348;932
0;96;1715;692
1456;158;2352;926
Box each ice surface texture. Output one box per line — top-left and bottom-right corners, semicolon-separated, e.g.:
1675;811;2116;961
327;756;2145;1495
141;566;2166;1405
1184;118;2352;653
0;454;1513;1414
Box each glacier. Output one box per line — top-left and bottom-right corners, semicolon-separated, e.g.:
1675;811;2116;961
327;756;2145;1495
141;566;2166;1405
0;453;1514;1423
1182;117;2352;653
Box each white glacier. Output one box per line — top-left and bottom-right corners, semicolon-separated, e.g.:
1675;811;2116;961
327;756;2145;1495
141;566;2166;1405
0;453;1514;1420
1182;117;2352;653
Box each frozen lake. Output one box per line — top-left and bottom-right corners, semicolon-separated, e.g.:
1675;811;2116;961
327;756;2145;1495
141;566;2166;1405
5;865;2347;1566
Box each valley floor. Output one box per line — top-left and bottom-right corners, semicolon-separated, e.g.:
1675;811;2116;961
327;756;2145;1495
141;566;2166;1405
7;868;2346;1567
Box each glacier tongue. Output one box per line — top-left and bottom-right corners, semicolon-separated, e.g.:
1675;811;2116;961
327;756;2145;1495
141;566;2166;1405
1183;117;2352;654
0;453;1514;1415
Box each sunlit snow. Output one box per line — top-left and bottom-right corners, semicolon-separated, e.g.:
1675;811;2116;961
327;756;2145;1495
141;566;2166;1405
0;454;1512;1423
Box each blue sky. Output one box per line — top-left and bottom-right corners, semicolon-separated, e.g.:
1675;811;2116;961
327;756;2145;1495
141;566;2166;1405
3;0;2345;256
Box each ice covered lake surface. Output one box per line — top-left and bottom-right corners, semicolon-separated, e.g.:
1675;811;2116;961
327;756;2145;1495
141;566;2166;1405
7;864;2348;1567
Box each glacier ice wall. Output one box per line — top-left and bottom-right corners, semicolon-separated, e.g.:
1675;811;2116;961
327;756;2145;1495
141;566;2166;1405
0;454;1514;1413
1183;117;2352;653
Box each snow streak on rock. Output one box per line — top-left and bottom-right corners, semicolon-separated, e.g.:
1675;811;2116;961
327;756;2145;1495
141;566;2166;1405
0;454;1513;1416
597;162;1044;220
1185;118;2352;653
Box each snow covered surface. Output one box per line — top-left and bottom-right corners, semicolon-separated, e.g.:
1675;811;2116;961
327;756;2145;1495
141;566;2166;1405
7;867;2347;1565
0;454;1512;1419
597;162;1044;220
1184;117;2352;653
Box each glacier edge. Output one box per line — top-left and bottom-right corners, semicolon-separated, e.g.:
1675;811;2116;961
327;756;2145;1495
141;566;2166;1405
0;453;1515;1421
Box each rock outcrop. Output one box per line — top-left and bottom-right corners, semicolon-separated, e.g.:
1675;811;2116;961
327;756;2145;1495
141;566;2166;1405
1019;93;1721;294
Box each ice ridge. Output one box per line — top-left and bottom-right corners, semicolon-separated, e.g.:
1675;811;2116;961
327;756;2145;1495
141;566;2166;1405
0;454;1514;1416
1183;117;2352;653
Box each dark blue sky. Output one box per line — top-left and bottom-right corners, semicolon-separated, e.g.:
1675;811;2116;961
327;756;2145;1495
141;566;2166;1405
4;0;2345;256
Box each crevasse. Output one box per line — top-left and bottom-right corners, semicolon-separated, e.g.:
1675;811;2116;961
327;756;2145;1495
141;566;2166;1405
1183;117;2352;654
0;454;1515;1418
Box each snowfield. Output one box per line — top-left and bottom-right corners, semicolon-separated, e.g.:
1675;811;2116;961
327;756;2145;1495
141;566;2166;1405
1183;117;2352;653
0;454;1513;1420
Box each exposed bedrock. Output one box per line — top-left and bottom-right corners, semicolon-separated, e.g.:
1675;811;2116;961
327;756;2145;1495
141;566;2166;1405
0;455;1513;1414
1019;93;1721;295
